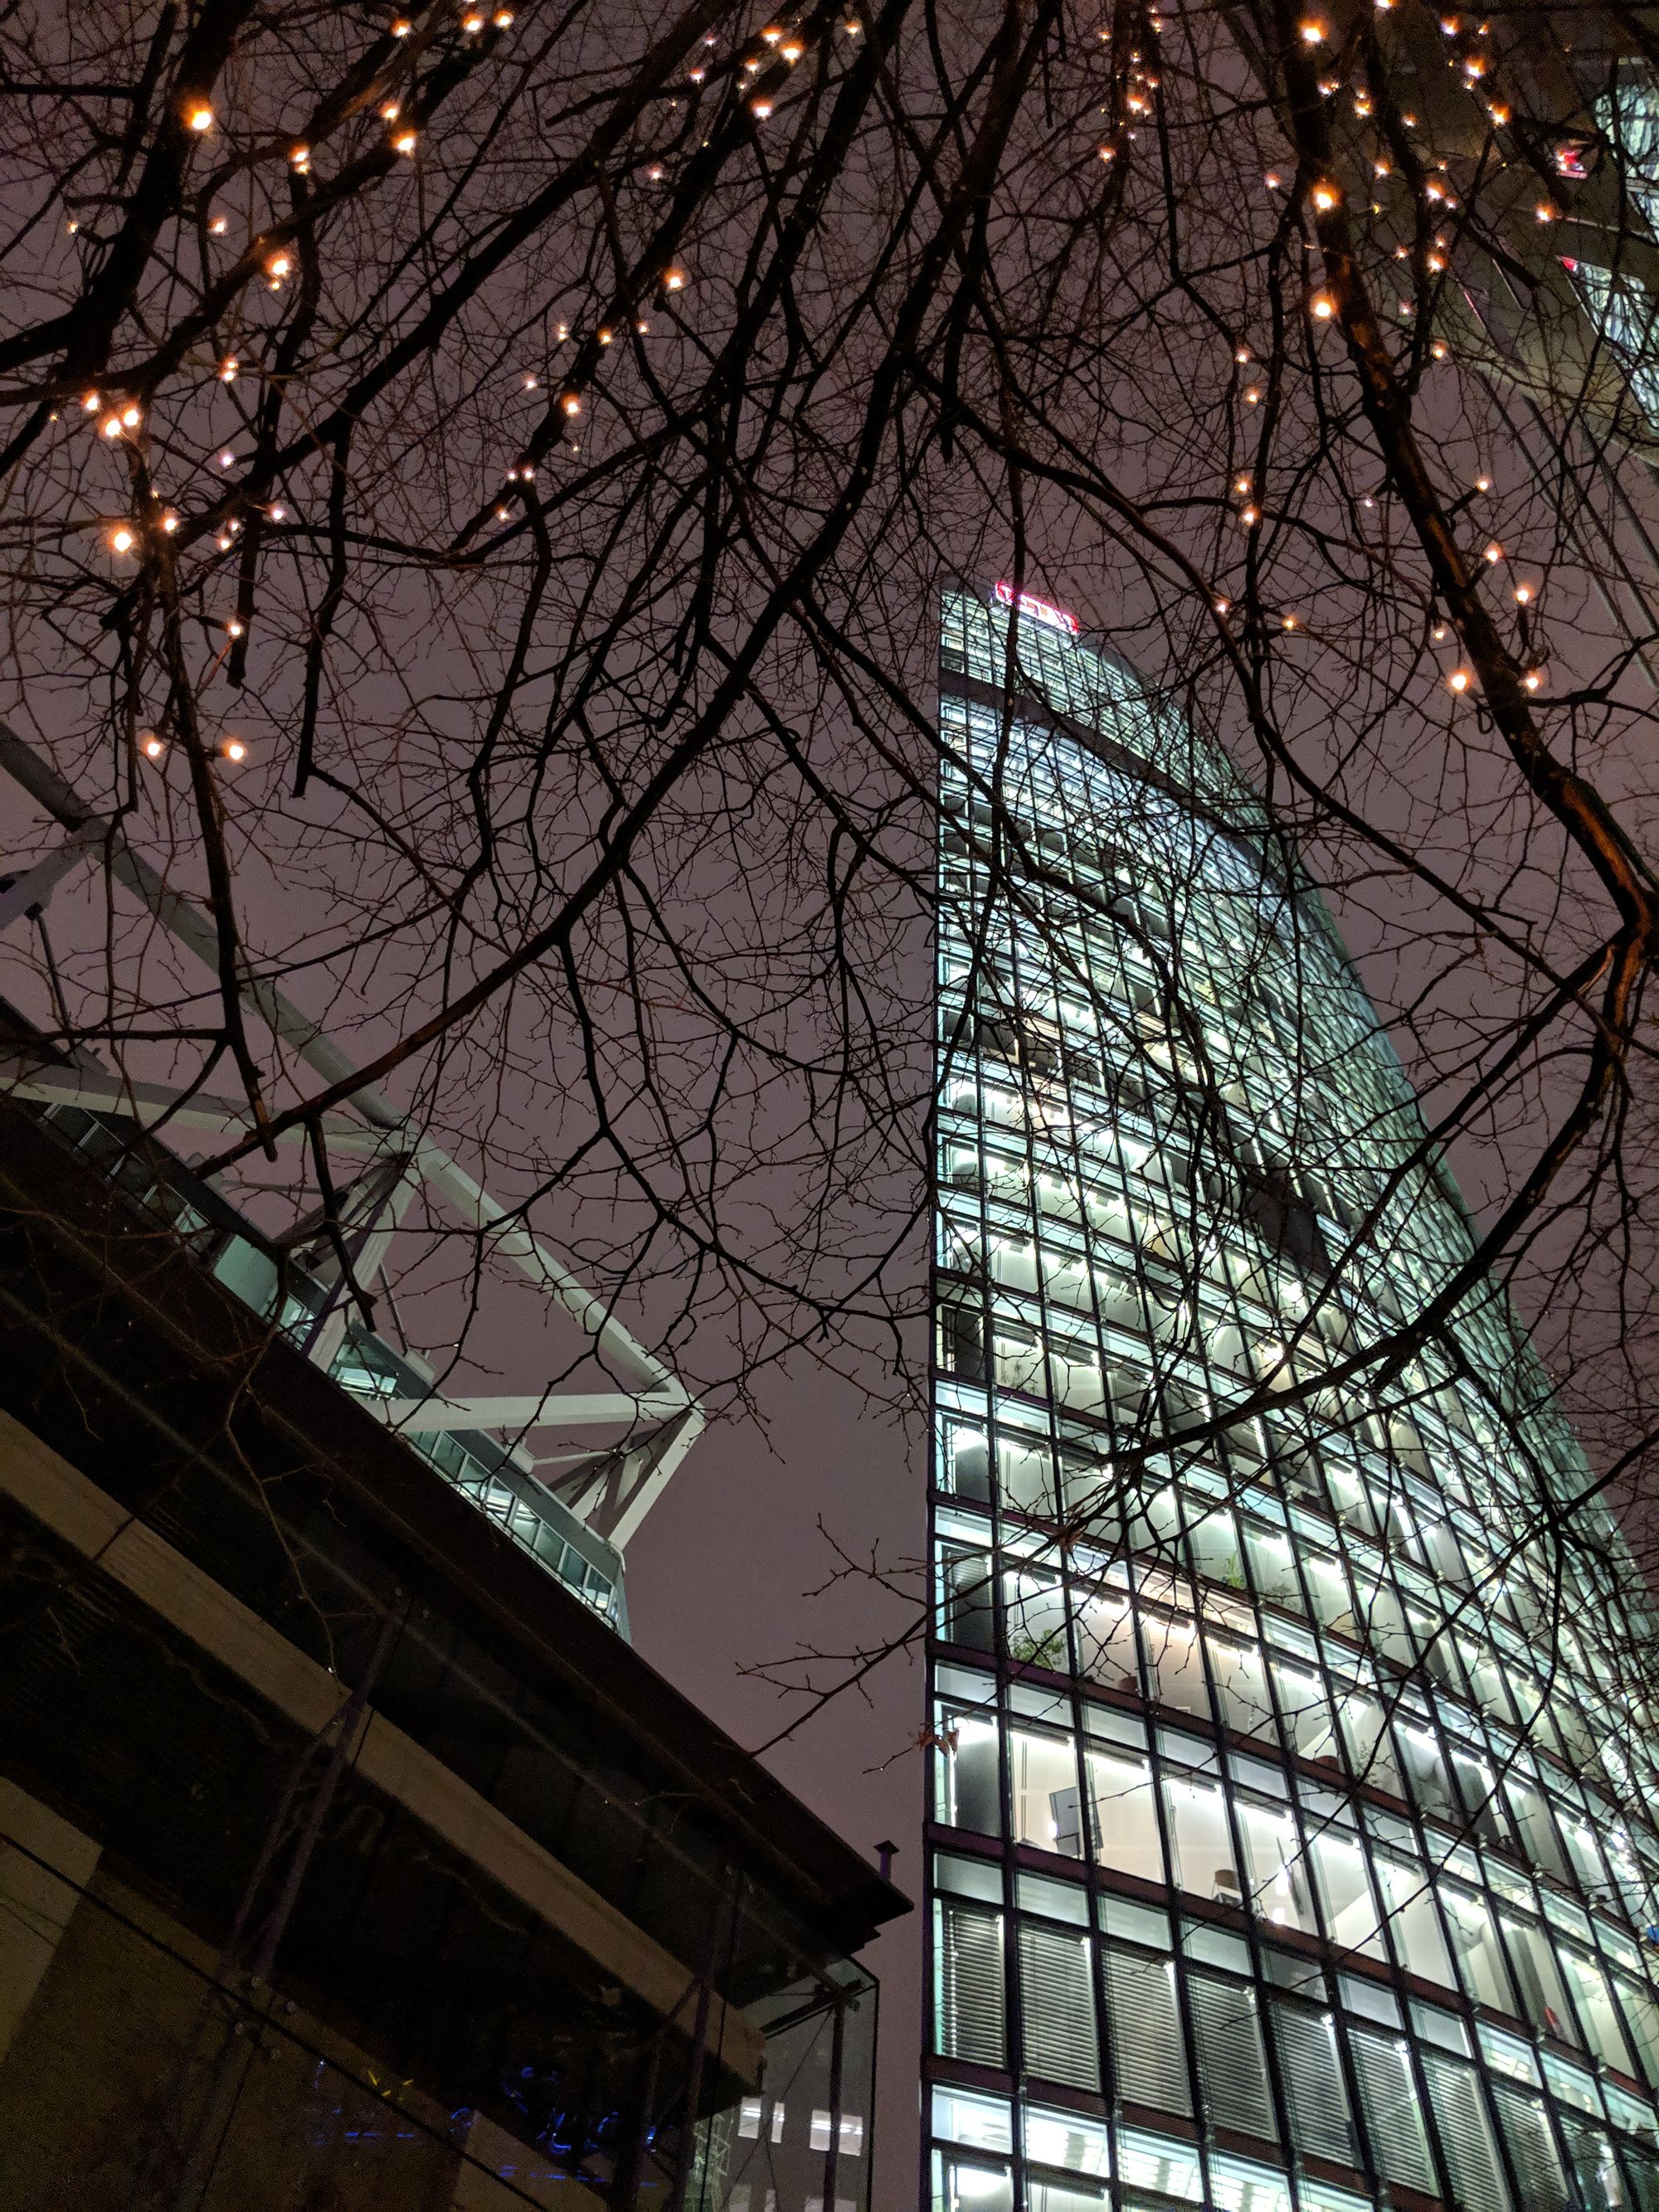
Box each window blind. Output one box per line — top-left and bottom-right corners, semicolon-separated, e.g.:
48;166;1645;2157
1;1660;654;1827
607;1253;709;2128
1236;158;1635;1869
1187;1971;1277;2143
1489;2078;1570;2212
1103;1945;1192;2116
937;1901;1006;2069
1348;2025;1436;2195
1019;1923;1101;2092
1272;2000;1355;2167
1422;2050;1511;2212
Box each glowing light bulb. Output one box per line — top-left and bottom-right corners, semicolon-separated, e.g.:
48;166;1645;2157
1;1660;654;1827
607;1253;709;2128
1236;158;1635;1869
462;10;485;28
1299;17;1326;41
1535;202;1556;221
1513;582;1532;604
646;163;665;181
1488;103;1509;124
222;737;247;762
1430;338;1448;359
217;450;236;467
1310;290;1336;318
761;22;784;41
1282;613;1299;630
394;129;418;154
560;391;581;416
81;391;100;412
109;526;136;554
493;7;513;21
1311;181;1339;210
187;102;214;133
209;215;228;236
1234;345;1251;363
1214;596;1230;613
1239;505;1260;527
266;250;292;281
1522;668;1544;691
392;17;412;33
226;618;244;637
1374;160;1390;177
751;95;774;117
290;144;310;170
101;413;124;438
1433;624;1449;640
597;326;614;344
1233;474;1253;494
160;511;179;533
662;265;688;290
122;403;141;427
1447;668;1471;692
1474;474;1491;490
143;734;165;760
1426;250;1446;272
1264;171;1282;190
1243;386;1261;405
1483;542;1504;563
522;372;538;389
780;36;804;60
219;357;238;381
269;503;287;521
635;317;650;333
381;100;401;120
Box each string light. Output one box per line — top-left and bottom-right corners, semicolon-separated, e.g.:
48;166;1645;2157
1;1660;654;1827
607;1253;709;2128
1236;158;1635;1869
560;391;581;416
1535;202;1557;221
269;503;287;522
109;525;136;554
209;215;228;236
1239;505;1260;527
1483;542;1504;563
1309;291;1336;319
226;618;244;637
1233;473;1253;494
159;511;179;533
1522;668;1545;692
1298;18;1327;41
220;357;239;381
1447;668;1471;691
1214;596;1230;613
392;16;412;33
394;128;418;154
493;7;513;22
266;250;293;285
751;96;775;118
1474;474;1491;491
221;737;247;762
1514;582;1533;604
1234;345;1251;363
290;144;310;172
1433;624;1449;640
187;102;215;133
1311;181;1340;210
142;734;165;761
81;391;100;411
662;265;688;291
217;450;236;467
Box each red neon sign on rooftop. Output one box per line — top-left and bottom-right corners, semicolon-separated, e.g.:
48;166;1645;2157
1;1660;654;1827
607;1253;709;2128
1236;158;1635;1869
995;579;1080;637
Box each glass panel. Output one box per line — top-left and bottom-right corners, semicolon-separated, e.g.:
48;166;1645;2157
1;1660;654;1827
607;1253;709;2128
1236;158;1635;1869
1374;1852;1453;1986
1086;1749;1165;1882
1010;1728;1082;1858
1311;1829;1385;1956
1209;1633;1273;1739
1146;1610;1207;1718
939;1714;1003;1835
1237;1800;1316;1933
1438;1884;1516;2015
1164;1773;1237;1905
1271;1660;1338;1763
1561;1948;1637;2075
1073;1588;1138;1694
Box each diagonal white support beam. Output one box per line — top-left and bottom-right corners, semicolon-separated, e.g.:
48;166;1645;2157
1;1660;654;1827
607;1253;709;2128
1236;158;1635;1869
0;727;699;1547
376;1391;689;1432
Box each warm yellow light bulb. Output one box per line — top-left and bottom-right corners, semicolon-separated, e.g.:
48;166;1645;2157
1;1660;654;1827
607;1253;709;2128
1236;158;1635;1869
222;738;247;762
1447;668;1471;692
187;102;214;133
561;391;581;416
1483;542;1503;564
1514;583;1532;605
1298;17;1326;41
663;265;688;291
1311;182;1339;210
109;526;136;554
143;735;165;760
394;129;418;154
1310;291;1336;318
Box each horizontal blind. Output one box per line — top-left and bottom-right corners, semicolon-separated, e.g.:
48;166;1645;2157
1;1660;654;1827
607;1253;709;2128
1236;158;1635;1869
1103;1945;1192;2116
1019;1924;1101;2092
1187;1971;1276;2143
1422;2050;1511;2212
1554;2109;1623;2207
937;1900;1005;2069
1272;2001;1355;2167
1489;2079;1569;2212
1348;2025;1436;2195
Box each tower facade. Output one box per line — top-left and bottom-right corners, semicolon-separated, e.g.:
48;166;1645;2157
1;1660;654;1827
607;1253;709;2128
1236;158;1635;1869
924;583;1659;2212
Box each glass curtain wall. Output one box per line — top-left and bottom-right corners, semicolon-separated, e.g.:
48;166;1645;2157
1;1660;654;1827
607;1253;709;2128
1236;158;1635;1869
924;582;1659;2212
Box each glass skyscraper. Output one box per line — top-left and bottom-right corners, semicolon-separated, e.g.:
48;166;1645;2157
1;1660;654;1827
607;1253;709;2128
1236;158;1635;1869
924;583;1659;2212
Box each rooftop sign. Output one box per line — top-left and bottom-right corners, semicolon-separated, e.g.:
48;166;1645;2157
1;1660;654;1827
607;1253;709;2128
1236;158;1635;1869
994;579;1080;637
